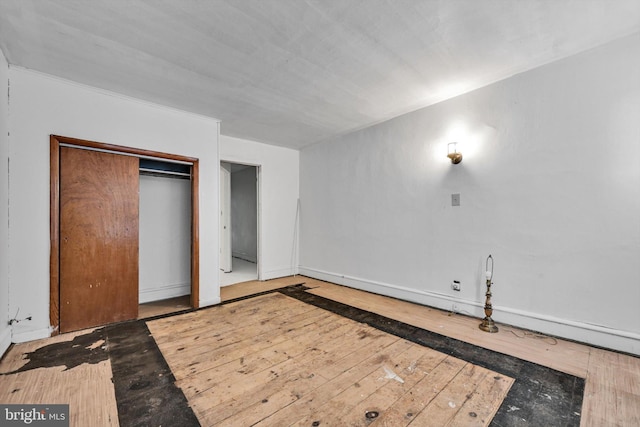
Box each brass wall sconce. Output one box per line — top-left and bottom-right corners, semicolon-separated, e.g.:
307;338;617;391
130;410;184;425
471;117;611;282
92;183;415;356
479;254;498;333
447;142;462;164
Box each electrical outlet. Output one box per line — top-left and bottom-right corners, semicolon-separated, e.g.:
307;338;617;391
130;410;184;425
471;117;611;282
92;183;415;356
451;280;461;291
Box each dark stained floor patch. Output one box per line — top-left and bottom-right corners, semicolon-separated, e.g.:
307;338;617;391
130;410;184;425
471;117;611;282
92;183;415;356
105;321;200;427
1;327;108;374
1;321;199;426
278;285;585;427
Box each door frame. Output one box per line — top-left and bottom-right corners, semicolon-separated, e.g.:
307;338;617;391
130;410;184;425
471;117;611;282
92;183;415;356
219;160;261;280
219;162;232;273
50;135;201;335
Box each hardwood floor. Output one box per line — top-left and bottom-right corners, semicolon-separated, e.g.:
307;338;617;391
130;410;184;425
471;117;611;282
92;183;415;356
0;276;638;426
135;272;304;320
148;292;513;426
300;277;640;427
0;328;119;426
220;275;306;300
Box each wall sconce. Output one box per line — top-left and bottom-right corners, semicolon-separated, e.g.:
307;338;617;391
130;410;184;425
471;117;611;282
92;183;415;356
447;142;463;164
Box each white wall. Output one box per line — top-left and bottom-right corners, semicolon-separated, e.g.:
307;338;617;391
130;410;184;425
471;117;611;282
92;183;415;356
0;49;10;355
8;68;220;343
231;166;258;262
299;33;640;355
139;174;191;303
220;135;300;280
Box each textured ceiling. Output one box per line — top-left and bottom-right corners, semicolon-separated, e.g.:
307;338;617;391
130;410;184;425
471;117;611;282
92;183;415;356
1;0;639;149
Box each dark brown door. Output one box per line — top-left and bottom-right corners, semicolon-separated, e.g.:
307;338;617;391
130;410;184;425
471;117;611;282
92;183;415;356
60;147;139;332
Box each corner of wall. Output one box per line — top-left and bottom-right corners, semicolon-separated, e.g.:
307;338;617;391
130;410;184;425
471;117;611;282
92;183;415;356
0;47;11;357
0;327;11;357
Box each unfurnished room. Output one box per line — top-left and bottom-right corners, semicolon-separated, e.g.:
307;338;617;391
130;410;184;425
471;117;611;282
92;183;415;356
0;1;639;426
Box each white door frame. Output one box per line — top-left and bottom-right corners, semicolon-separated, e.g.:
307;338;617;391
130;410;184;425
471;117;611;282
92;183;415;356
219;162;232;273
219;160;261;280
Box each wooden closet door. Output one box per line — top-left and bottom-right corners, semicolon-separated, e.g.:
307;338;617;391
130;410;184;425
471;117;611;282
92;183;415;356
60;147;139;332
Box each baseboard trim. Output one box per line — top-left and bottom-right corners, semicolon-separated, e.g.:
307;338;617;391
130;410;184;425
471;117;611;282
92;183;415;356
299;266;640;355
262;266;297;281
139;282;190;304
11;327;53;344
0;327;12;358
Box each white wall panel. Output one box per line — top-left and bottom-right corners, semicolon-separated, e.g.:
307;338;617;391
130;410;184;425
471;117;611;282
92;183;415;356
139;174;191;303
300;33;640;354
7;68;220;342
0;49;10;355
220;135;300;280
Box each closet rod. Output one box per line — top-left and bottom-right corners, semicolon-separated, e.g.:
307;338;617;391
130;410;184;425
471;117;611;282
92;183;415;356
59;143;193;165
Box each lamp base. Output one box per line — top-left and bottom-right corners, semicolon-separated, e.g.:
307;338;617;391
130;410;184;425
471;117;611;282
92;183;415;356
479;317;499;333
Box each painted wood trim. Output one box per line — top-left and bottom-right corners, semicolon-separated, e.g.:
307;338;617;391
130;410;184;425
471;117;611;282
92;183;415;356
49;136;61;335
191;160;200;309
49;135;201;334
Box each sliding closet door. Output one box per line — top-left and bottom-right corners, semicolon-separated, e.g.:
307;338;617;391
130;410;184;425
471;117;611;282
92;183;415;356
59;147;139;332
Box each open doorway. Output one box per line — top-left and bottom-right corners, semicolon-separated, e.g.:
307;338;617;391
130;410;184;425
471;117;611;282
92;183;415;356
220;161;259;286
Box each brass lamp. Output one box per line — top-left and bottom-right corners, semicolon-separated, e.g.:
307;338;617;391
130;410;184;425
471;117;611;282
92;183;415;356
479;254;498;333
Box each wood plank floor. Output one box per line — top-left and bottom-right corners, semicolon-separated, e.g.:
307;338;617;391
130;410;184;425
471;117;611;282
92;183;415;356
147;292;513;426
0;328;119;426
220;275;307;300
297;277;640;427
136;276;306;319
0;275;638;426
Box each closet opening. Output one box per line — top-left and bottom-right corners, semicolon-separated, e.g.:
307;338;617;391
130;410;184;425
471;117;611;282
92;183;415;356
50;135;200;334
138;159;193;319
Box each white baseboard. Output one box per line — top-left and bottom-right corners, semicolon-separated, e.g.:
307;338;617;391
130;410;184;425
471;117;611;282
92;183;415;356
0;326;12;358
299;266;640;356
139;282;190;304
11;327;52;344
262;266;298;281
